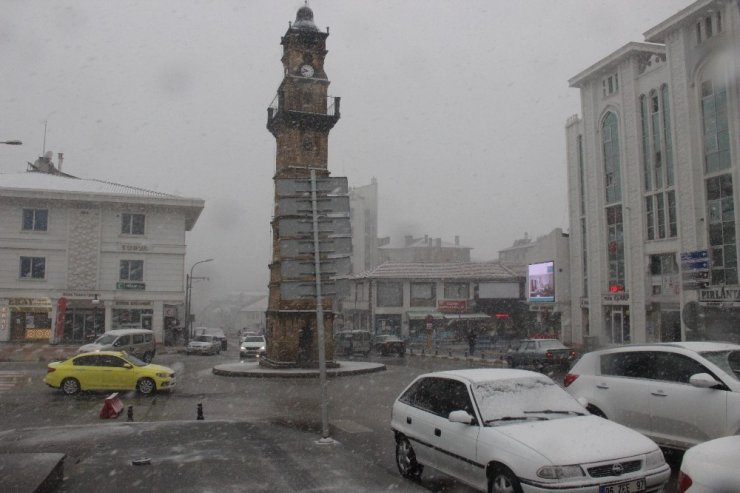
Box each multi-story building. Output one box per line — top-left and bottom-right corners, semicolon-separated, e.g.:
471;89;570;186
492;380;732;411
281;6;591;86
0;160;204;344
378;235;472;264
337;261;521;340
349;178;379;273
498;234;534;276
566;0;739;345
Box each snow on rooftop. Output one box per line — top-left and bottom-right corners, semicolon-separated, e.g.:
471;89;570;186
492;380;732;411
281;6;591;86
348;261;519;280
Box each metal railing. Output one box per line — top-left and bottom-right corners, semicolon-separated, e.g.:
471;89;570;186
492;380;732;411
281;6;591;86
268;94;339;122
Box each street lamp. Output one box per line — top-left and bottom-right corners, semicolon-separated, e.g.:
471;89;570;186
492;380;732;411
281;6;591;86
0;140;22;145
185;258;213;339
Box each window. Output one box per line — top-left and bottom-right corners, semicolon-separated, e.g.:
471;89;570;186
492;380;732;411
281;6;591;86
133;334;144;344
376;282;402;307
706;175;737;285
606;205;625;289
701;78;730;173
121;213;145;235
22;209;48;231
651;352;710;384
99;355;127;367
113;335;131;347
20;256;46;279
410;282;435;307
649;253;678;296
73;355;99;366
600;351;651;378
444;282;469;299
602;73;619;97
120;260;144;281
602;112;621;204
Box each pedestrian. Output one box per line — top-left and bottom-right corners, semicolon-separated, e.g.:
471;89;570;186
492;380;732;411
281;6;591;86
468;332;477;355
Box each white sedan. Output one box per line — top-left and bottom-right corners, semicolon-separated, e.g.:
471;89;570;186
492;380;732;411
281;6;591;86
678;435;740;492
391;369;670;493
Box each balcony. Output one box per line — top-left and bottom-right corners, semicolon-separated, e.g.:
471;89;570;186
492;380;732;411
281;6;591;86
267;93;340;136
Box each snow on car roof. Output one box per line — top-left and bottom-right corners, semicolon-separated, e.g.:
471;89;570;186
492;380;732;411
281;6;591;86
420;368;545;384
589;341;740;354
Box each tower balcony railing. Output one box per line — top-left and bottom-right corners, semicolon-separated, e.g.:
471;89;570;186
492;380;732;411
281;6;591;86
267;94;341;124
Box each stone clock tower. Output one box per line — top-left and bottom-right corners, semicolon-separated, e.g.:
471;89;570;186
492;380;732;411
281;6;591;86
263;5;341;368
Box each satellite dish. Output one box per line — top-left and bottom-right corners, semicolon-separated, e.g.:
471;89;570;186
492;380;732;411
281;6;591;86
44;150;54;160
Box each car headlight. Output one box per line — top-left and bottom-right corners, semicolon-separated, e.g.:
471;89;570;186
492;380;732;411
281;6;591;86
537;465;585;480
645;449;665;469
259;346;266;351
156;372;172;378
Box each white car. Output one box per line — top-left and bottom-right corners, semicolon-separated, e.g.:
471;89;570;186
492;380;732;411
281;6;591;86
240;335;266;358
678;435;740;493
186;335;221;356
391;369;670;493
564;342;740;451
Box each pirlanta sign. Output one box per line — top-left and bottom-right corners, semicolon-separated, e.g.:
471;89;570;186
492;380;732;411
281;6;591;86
699;286;740;302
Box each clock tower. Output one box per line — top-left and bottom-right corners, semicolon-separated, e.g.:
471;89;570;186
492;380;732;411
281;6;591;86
263;5;341;368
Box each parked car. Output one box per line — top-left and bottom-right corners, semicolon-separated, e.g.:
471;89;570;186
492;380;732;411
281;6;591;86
335;330;371;356
186;335;221;355
564;342;740;451
194;327;227;350
678;435;740;493
240;335;266;358
391;369;670;492
77;329;157;362
506;338;577;370
373;334;405;356
44;351;175;396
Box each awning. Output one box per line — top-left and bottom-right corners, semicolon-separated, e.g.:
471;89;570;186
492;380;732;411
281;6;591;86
407;311;445;320
444;313;491;320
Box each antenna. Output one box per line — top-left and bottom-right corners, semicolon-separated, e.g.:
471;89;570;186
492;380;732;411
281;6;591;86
42;119;48;155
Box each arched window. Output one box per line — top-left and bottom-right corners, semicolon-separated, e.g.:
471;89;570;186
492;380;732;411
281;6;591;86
602;112;621;204
602;111;625;290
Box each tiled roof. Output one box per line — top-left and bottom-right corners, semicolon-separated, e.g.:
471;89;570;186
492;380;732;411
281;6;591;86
347;262;520;281
0;171;182;199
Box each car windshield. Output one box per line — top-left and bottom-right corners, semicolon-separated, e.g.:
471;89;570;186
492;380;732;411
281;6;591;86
193;336;213;343
121;353;147;367
539;340;567;350
93;334;117;345
472;377;585;425
700;350;740;381
245;336;264;343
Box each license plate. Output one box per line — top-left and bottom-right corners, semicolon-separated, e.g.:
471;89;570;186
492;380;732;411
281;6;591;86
599;478;646;493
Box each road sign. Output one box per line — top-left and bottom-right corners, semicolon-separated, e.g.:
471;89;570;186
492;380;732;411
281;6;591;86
275;177;349;197
680;250;708;262
278;195;350;217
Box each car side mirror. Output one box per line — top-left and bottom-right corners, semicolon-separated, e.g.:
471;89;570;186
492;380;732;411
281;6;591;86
689;373;720;388
448;410;475;424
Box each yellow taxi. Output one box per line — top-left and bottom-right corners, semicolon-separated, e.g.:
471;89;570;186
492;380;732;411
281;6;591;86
44;351;176;395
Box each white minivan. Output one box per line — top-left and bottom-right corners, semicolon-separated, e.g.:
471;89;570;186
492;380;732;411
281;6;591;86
78;329;157;362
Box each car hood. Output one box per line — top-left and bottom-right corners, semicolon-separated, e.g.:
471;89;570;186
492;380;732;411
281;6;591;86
241;343;264;349
188;342;212;348
144;363;174;374
488;415;657;464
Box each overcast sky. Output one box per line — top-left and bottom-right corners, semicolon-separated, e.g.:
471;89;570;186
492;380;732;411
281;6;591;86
0;0;695;301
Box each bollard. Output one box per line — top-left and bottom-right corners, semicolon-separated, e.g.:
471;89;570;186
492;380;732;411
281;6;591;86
197;403;204;420
127;406;134;422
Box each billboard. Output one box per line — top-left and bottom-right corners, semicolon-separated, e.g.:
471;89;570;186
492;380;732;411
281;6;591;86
528;261;555;302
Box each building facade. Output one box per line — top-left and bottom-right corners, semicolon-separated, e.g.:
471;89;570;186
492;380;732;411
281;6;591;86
0;166;204;344
566;0;739;345
337;262;522;340
378;235;472;264
349;178;379;273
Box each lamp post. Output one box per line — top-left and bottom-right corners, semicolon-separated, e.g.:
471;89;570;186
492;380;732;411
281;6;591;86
185;258;213;340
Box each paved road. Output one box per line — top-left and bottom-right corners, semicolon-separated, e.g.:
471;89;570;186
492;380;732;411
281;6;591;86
0;345;680;492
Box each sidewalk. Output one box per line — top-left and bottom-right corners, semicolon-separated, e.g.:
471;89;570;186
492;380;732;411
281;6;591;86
0;342;183;363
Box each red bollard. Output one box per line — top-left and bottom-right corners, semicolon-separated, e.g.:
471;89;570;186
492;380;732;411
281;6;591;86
100;392;124;419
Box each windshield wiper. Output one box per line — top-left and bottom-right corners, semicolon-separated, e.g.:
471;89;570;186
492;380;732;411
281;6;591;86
524;409;585;416
484;416;549;424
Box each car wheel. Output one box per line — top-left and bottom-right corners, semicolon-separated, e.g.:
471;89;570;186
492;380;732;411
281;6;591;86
395;436;423;480
137;377;156;395
61;377;80;396
142;352;153;363
488;465;522;493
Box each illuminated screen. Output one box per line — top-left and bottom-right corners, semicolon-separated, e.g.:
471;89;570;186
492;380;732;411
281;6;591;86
528;261;555;302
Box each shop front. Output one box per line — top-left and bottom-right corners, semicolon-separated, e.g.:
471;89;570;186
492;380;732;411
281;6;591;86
6;298;52;341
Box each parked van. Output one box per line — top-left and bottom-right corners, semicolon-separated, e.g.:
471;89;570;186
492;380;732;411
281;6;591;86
78;329;157;362
335;330;371;356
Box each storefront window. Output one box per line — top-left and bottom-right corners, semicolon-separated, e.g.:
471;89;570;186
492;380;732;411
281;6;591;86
377;282;402;307
410;282;435;307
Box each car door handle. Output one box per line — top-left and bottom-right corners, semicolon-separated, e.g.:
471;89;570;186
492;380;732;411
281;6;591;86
434;428;441;437
406;417;412;425
596;384;609;389
651;391;667;397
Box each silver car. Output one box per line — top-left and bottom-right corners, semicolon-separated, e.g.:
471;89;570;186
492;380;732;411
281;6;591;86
186;335;221;356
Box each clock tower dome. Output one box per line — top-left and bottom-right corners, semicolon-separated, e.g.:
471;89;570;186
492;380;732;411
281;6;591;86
263;5;341;367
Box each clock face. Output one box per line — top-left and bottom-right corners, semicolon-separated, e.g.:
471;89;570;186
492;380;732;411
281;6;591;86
300;64;314;77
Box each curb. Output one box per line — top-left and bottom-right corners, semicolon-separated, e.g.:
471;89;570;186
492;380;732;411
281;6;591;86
212;361;387;378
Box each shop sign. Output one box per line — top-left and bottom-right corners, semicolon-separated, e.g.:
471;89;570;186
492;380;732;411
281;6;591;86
699;286;740;302
602;292;630;303
116;282;146;290
437;299;467;311
61;291;100;299
114;301;152;307
8;298;52;307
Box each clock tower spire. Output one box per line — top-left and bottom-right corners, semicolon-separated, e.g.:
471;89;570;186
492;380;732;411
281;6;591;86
263;5;341;368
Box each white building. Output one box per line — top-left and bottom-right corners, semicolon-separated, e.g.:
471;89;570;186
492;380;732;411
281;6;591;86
566;0;739;345
349;178;379;274
0;165;204;344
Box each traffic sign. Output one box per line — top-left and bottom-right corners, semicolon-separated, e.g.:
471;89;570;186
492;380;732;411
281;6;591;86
278;195;350;217
680;250;708;262
275;177;349;197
